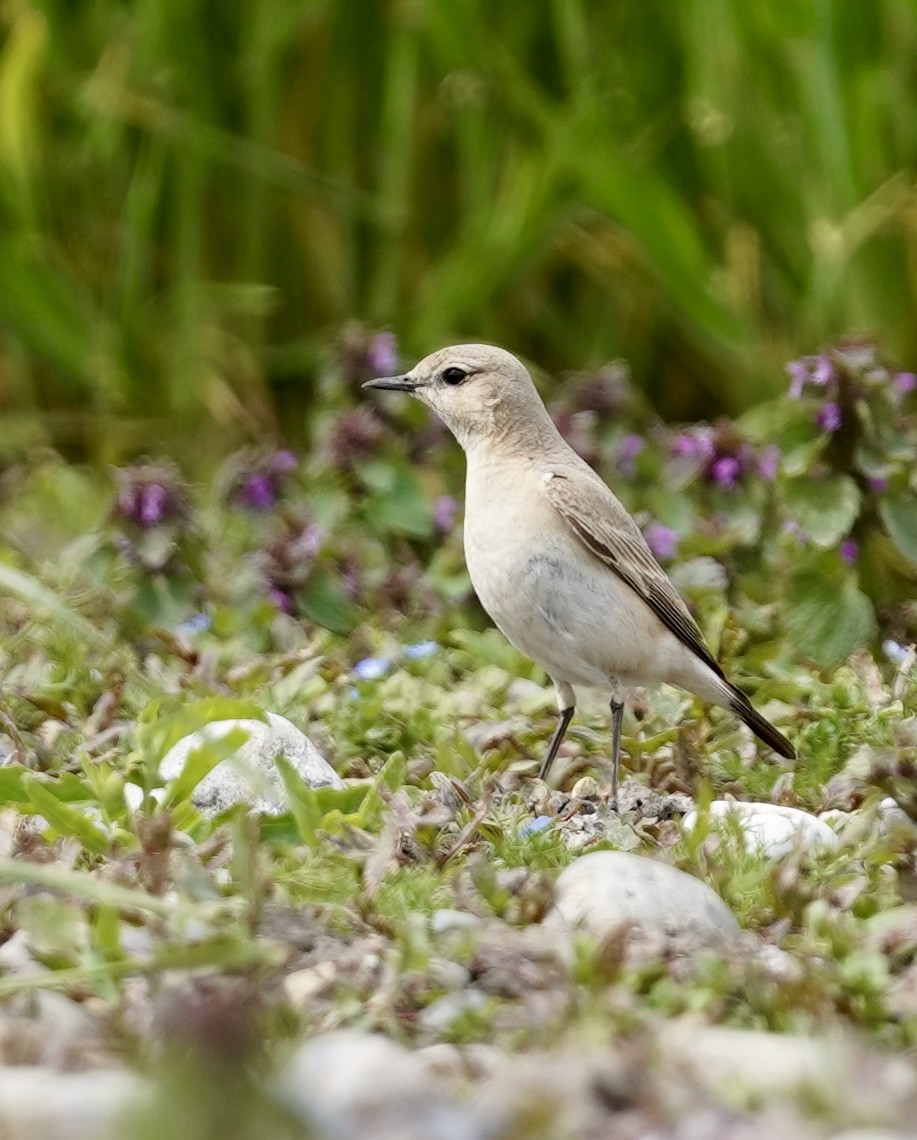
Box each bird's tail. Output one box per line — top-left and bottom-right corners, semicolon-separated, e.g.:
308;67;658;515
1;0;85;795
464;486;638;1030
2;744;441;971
726;684;796;760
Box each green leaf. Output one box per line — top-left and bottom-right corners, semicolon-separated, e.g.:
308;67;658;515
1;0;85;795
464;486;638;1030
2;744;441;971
878;494;917;564
368;467;433;538
23;778;110;855
353;751;407;830
300;569;359;635
136;697;267;764
783;475;861;547
785;570;876;669
0;765;28;804
274;755;323;845
0;563;105;646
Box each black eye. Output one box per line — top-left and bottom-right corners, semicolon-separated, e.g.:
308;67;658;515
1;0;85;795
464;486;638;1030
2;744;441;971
441;366;469;386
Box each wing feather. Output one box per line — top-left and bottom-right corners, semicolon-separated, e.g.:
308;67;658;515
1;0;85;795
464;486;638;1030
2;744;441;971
543;469;724;679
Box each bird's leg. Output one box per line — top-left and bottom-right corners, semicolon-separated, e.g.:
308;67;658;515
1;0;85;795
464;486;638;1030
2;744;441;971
539;707;574;781
609;696;625;811
539;679;575;782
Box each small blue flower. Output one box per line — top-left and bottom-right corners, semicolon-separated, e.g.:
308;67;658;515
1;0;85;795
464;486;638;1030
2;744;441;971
176;613;211;635
403;640;439;660
353;656;392;681
519;815;554;839
882;639;910;666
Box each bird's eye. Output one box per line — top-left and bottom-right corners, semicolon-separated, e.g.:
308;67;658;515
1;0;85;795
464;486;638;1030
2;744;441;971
441;366;469;386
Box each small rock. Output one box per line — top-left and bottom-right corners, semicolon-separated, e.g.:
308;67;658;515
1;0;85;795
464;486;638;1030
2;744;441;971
878;797;917;833
0;1067;144;1140
415;1043;468;1081
283;961;337;1009
658;1022;917;1119
570;776;602;799
276;1029;490;1140
418;989;488;1033
158;712;343;817
683;800;840;859
616;780;694;820
544;850;739;955
430;909;483;936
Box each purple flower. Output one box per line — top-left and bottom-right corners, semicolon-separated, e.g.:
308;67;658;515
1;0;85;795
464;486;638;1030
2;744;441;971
367;331;398;377
840;539;858;564
815;402;842;433
811;356;834;385
758;445;780;481
330;406;383;469
272;449;298;474
786;360;810;399
292;522;322;560
787;355;835;398
240;473;276;510
434;494;458;534
138;484;168;527
269;589;293;615
671;427;715;463
868;476;888;493
645;523;679;560
616;433;645;476
710;455;741;488
894;371;917;394
353;656;391;681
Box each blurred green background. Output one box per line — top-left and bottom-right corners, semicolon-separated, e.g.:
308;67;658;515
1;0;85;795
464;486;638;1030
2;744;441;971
1;0;916;463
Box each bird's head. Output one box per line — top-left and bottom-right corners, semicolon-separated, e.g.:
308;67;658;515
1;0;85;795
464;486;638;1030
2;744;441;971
363;343;551;451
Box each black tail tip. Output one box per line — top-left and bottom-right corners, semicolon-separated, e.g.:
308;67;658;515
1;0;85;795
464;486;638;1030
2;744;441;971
730;689;796;760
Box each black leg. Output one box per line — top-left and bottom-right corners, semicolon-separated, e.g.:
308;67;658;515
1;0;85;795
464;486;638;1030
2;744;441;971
610;697;624;811
539;705;575;781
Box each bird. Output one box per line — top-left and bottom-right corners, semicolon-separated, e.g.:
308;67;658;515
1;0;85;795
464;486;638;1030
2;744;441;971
364;344;795;807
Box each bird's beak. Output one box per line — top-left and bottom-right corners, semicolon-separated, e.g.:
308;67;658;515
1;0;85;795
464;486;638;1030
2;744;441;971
362;374;418;392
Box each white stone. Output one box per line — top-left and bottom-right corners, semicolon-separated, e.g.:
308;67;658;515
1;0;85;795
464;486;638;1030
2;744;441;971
543;850;739;954
0;1067;144;1140
158;712;343;817
283;961;337;1008
277;1029;488;1140
683;800;840;859
658;1022;917;1118
418;989;487;1033
430;909;483;936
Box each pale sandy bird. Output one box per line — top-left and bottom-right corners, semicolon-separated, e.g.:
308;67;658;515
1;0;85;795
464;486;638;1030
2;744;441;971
365;344;795;806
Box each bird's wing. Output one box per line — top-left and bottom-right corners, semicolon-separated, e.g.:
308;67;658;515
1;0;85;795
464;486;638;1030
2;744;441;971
543;468;724;678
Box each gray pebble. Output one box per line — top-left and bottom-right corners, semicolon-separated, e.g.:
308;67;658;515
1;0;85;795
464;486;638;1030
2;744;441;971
544;850;739;955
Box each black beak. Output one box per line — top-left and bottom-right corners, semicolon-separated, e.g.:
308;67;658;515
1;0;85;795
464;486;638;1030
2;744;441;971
362;375;418;392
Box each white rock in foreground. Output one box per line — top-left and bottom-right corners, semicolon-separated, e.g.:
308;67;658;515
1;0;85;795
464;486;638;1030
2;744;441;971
543;850;739;954
277;1030;488;1140
0;1067;144;1140
158;712;343;817
683;800;840;859
658;1021;917;1118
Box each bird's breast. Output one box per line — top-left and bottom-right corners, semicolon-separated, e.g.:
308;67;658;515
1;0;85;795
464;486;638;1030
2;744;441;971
462;461;663;687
